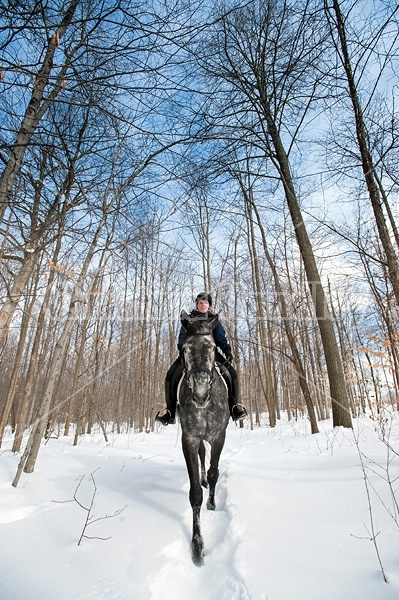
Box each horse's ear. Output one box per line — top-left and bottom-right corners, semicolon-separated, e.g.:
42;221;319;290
208;313;219;330
181;310;191;330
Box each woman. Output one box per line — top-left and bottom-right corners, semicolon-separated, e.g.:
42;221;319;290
155;292;247;425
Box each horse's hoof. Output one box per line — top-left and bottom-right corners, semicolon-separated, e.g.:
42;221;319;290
192;552;204;567
206;499;215;511
192;535;204;566
201;478;208;488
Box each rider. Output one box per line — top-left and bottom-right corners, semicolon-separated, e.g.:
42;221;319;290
155;292;248;426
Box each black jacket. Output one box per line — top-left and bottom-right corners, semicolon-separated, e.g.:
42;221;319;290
177;310;231;356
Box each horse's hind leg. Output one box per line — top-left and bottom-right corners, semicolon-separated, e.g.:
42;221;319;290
199;440;208;488
206;433;226;511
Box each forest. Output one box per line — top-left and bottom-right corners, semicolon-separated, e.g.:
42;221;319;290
0;0;398;480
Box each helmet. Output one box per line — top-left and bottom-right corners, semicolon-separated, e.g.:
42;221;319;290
195;292;212;307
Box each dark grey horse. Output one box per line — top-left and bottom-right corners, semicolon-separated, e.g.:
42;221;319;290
178;310;230;566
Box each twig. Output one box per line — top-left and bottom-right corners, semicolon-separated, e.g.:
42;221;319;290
54;467;127;545
353;431;389;583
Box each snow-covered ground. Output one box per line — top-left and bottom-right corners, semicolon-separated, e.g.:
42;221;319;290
1;414;398;600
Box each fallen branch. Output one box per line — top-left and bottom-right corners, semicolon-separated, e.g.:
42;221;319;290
54;467;127;545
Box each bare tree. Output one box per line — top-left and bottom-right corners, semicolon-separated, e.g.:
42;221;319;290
245;192;277;426
13;202;114;484
248;191;320;433
0;112;89;348
324;0;399;306
193;0;352;427
0;0;80;224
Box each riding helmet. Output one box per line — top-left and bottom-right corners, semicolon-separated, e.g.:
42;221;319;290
195;292;212;306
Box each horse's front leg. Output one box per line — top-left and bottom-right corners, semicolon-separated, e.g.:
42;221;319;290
206;432;226;511
182;435;204;566
199;440;208;488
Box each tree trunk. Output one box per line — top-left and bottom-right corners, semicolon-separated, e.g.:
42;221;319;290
12;207;111;485
0;288;37;446
249;194;319;433
0;250;39;348
265;111;352;428
246;200;277;427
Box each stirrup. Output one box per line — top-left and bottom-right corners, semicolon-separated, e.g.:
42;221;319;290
155;409;175;426
232;404;248;422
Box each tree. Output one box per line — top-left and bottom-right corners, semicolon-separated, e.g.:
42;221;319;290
194;0;352;427
248;190;320;433
324;0;399;306
0;0;80;224
13;201;114;484
244;189;277;427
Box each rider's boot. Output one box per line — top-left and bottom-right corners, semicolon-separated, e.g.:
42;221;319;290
228;377;247;422
155;409;175;426
155;380;176;426
231;403;248;422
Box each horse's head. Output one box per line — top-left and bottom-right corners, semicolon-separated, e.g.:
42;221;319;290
180;310;218;407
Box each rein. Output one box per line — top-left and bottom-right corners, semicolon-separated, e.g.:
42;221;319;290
186;366;213;379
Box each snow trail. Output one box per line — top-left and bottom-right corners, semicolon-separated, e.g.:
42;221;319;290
150;443;250;600
1;417;399;600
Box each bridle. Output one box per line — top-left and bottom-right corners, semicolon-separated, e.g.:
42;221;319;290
183;330;215;384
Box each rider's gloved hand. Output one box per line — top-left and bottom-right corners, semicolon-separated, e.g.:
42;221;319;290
225;350;233;364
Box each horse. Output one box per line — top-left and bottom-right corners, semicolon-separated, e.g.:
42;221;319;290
177;310;230;567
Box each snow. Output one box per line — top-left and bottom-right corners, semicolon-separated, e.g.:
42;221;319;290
1;414;398;600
